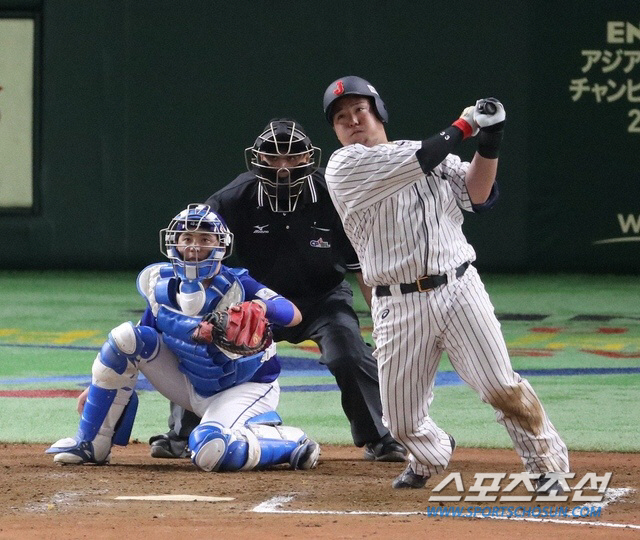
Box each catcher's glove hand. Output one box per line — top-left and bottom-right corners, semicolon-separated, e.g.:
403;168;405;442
192;301;273;357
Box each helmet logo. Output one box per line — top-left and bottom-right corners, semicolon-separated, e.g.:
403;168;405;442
367;84;379;96
333;81;345;96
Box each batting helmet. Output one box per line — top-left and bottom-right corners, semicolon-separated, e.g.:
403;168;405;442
323;76;388;124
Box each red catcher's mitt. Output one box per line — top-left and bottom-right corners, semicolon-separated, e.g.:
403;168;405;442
192;301;272;356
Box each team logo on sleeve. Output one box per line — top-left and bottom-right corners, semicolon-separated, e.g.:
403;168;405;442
333;81;345;95
310;237;331;248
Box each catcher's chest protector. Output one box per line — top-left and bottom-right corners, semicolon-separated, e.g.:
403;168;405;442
138;264;266;396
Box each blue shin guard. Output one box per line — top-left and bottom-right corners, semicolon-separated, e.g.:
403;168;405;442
46;385;137;464
188;420;320;472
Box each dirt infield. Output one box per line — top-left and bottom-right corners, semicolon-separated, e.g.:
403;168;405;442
0;443;638;539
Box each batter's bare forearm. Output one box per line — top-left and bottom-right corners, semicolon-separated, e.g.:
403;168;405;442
466;154;498;204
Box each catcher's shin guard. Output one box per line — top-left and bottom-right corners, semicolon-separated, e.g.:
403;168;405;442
245;424;320;470
244;414;319;470
45;386;138;464
188;420;320;472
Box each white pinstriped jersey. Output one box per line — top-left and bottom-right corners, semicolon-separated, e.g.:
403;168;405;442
325;140;477;286
325;132;569;481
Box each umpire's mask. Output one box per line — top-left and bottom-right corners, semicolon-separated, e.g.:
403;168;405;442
245;119;321;213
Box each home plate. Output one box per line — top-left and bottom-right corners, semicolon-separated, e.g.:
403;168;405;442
115;495;235;502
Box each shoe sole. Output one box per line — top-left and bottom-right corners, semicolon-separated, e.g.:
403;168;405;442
53;452;111;465
150;445;188;459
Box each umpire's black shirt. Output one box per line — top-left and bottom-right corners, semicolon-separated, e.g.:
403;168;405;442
204;170;360;310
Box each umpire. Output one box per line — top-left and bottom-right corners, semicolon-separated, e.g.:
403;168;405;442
149;118;406;462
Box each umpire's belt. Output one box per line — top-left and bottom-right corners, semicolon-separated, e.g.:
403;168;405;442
374;262;469;297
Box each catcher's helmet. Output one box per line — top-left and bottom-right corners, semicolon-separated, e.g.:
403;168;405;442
323;76;388;124
160;203;233;281
245;119;321;213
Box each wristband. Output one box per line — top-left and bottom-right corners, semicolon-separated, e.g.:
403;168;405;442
452;118;473;139
477;129;504;159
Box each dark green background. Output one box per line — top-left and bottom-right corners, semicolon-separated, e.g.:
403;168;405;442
1;0;638;272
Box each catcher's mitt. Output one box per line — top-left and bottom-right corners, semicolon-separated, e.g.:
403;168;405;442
192;301;273;356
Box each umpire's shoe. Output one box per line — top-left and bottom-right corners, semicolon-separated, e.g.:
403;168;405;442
392;434;456;489
364;434;407;462
149;432;190;459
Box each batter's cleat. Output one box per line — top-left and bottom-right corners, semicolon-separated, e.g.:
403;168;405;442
149;433;190;459
391;434;455;489
45;438;111;465
536;473;565;496
364;435;407;462
289;438;321;470
392;464;429;489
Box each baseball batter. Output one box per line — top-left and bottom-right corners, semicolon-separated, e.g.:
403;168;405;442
322;76;569;490
45;204;320;473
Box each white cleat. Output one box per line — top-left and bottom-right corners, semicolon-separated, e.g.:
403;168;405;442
45;438;111;465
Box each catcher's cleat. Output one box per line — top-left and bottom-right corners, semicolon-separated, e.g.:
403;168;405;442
149;433;190;459
363;435;407;462
289;438;321;470
45;438;111;465
392;464;429;489
535;473;566;496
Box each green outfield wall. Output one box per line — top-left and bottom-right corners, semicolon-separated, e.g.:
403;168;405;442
0;0;638;272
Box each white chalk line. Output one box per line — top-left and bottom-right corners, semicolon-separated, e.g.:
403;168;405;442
251;488;640;530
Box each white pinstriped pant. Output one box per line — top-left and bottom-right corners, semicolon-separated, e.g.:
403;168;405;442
371;265;569;478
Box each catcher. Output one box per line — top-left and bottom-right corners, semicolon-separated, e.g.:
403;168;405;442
46;203;320;473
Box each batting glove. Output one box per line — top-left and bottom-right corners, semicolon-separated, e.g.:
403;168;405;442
452;105;479;139
474;98;506;131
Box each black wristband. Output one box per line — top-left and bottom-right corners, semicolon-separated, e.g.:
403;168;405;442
477;128;504;159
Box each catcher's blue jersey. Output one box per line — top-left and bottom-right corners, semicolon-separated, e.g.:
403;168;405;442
136;263;280;397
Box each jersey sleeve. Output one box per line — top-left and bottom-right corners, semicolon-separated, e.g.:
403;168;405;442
205;192;222;213
325;142;425;213
439;154;499;213
336;221;361;272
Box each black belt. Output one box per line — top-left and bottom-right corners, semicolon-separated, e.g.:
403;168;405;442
374;262;470;297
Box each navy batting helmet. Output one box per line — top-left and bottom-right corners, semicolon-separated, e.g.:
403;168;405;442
323;76;388;124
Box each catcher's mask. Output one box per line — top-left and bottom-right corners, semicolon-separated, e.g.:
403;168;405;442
323;75;388;125
160;203;234;281
245;119;321;213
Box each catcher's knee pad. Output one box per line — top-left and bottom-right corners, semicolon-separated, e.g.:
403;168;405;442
99;322;160;374
189;422;250;472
